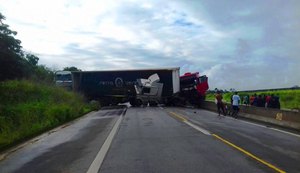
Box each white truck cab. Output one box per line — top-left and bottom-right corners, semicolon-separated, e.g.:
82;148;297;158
134;73;164;106
54;71;73;90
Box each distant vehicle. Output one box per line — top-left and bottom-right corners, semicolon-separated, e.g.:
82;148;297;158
55;68;209;106
54;71;73;90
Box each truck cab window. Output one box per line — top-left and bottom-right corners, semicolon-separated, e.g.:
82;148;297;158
199;76;207;83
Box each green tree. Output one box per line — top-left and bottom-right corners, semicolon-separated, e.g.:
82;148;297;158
33;65;55;83
24;53;54;83
63;66;81;71
26;53;39;67
0;13;22;56
0;12;54;83
0;12;30;81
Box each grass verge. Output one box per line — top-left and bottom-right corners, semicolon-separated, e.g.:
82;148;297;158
0;80;93;151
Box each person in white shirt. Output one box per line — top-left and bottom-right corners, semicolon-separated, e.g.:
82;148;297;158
232;92;240;118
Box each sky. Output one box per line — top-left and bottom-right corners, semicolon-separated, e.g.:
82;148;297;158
0;0;299;90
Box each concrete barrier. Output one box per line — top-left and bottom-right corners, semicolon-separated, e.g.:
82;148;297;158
200;101;300;131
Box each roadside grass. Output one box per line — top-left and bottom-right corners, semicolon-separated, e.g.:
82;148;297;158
0;80;94;151
206;90;300;110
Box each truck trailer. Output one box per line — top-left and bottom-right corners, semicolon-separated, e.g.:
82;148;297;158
55;67;208;106
70;67;180;106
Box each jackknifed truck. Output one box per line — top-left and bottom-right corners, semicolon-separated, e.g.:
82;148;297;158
54;67;208;106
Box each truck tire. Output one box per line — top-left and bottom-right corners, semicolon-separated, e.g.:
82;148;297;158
135;99;142;107
143;102;148;107
110;97;120;106
149;101;157;107
129;99;136;107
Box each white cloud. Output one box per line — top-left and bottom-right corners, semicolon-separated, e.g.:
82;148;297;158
0;0;299;90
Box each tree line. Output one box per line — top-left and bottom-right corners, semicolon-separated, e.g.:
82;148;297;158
0;12;80;83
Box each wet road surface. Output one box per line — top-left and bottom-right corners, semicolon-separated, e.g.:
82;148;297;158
0;108;124;173
1;106;300;173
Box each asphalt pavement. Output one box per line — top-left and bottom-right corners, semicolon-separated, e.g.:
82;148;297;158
0;106;299;173
0;108;124;173
169;107;300;172
99;107;297;173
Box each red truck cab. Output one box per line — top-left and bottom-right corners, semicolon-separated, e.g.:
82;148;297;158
180;72;209;101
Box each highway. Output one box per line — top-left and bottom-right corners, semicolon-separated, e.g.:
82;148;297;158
0;106;299;173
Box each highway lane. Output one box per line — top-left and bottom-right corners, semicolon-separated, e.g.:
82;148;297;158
0;108;125;173
1;106;299;173
167;107;300;173
100;107;295;173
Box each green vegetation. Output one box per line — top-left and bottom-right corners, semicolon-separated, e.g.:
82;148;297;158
206;89;300;110
0;80;92;150
0;12;98;151
0;12;96;151
63;66;81;72
1;12;54;82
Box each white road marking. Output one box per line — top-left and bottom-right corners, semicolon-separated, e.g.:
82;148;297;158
186;108;300;139
185;121;211;135
268;128;300;138
86;111;124;173
237;118;300;138
168;111;211;135
238;120;267;128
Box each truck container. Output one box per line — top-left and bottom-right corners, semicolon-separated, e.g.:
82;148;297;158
71;67;180;105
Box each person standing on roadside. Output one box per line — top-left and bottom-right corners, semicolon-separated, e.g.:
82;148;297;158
269;94;275;108
265;95;272;108
250;95;255;105
243;95;249;106
252;93;258;106
232;92;240;118
273;95;281;109
215;91;226;116
257;95;264;107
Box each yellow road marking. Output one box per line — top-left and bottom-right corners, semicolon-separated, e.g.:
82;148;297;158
169;112;187;122
212;134;286;173
168;111;286;173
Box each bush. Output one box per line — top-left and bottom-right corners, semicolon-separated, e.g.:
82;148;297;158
89;100;101;110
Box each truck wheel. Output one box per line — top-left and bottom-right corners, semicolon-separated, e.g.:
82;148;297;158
149;101;157;107
164;98;172;106
129;99;136;107
135;99;142;107
110;98;119;106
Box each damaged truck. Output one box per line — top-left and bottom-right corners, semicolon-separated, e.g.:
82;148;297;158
54;67;208;106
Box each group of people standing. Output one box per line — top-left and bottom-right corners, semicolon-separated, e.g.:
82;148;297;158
215;91;240;118
215;91;281;118
247;94;280;109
